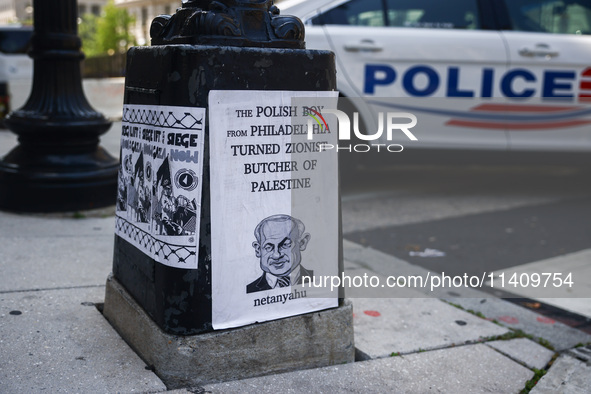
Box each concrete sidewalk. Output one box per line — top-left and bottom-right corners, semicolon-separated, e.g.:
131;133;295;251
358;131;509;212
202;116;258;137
8;78;125;122
1;102;591;393
1;205;590;393
1;79;124;153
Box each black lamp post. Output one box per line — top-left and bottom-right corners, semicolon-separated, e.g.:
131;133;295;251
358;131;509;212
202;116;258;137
0;0;118;212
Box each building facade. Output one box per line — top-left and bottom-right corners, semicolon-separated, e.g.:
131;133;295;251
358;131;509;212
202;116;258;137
0;0;31;25
0;0;107;25
78;0;108;17
114;0;178;46
115;0;287;46
0;0;288;43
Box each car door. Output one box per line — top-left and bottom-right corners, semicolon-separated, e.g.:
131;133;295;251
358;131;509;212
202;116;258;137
500;0;591;151
313;0;510;150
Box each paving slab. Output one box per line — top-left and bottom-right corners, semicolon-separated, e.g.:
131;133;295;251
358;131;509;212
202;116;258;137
1;116;120;161
486;338;555;370
341;263;423;298
567;344;591;363
488;249;591;318
102;127;122;160
342;241;591;352
343;240;434;284
8;78;125;121
343;240;491;299
0;212;115;292
0;286;166;393
531;354;591;394
82;78;125;120
0;210;116;237
0;129;19;156
488;249;591;299
0;237;114;292
352;297;509;359
202;344;533;393
449;297;591;351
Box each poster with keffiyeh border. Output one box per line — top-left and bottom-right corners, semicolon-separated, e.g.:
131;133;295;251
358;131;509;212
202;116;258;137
115;104;205;269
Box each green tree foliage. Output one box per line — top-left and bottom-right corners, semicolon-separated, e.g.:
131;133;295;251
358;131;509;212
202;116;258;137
79;13;100;56
81;1;136;57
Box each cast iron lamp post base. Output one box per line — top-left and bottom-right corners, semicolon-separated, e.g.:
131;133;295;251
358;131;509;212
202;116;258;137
0;0;118;212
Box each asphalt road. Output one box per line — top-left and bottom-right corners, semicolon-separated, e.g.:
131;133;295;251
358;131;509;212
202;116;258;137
342;164;591;275
341;161;591;332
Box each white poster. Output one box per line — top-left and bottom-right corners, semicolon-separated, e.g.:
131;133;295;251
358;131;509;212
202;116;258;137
209;90;340;330
115;104;205;269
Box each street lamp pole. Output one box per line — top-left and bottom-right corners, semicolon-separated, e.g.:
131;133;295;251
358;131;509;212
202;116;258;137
0;0;118;212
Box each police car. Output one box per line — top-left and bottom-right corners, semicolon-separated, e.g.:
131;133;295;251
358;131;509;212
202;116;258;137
281;0;591;160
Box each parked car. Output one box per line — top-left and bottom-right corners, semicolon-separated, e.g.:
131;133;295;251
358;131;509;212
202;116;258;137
281;0;591;163
0;26;33;124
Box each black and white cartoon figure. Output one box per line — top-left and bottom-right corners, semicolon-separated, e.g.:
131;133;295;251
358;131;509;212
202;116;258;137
125;154;136;216
130;152;150;223
116;148;128;211
171;194;198;234
246;214;312;294
117;169;128;212
127;153;144;222
152;157;197;236
152;157;174;234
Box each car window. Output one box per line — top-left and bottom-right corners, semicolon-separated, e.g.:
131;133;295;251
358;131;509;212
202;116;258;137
311;0;387;27
505;0;591;34
0;30;32;54
386;0;480;29
312;0;480;29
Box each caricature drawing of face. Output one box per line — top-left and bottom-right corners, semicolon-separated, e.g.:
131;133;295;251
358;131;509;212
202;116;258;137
253;217;310;277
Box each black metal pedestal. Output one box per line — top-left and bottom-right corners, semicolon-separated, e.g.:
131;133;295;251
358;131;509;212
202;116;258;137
112;0;337;335
116;45;336;335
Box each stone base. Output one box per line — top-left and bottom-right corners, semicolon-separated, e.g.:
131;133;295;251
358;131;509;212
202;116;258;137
103;274;355;389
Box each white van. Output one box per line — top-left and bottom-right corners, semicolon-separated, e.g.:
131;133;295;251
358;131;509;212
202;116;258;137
0;26;33;124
